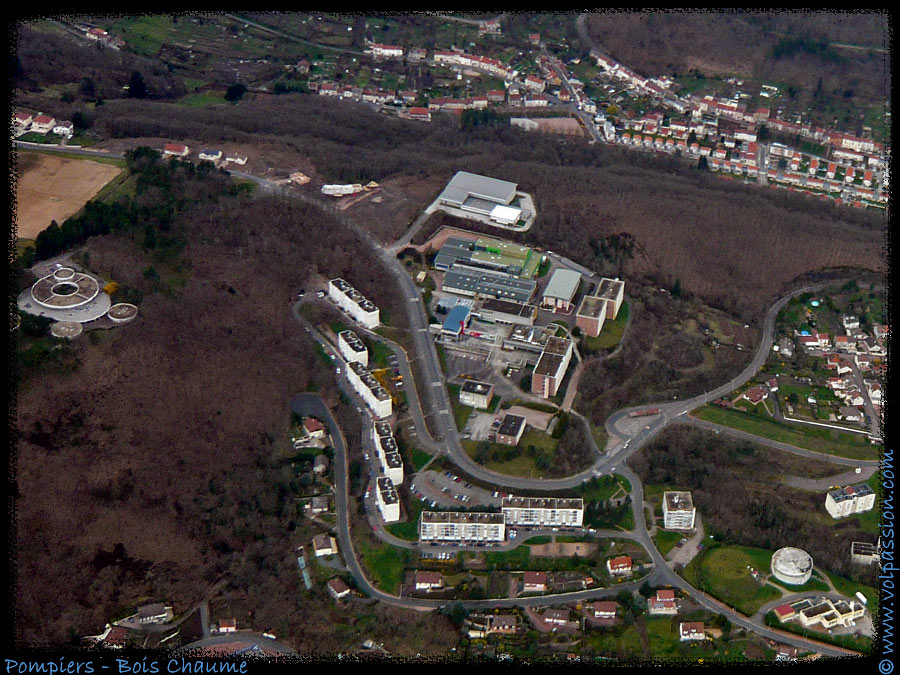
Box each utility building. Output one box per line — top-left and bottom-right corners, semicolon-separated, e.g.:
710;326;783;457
437;171;523;225
541;269;582;313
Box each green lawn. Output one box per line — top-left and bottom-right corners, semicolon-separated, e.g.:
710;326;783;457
575;474;630;502
653;530;685;557
446;384;474;432
462;440;551;478
693;405;877;460
410;447;433;472
386;498;425;541
583;301;629;351
364;338;394;369
355;538;411;594
684;544;783;616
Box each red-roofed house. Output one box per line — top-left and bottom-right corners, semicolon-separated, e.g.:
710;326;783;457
163;143;189;157
408;107;431;122
30;115;56;134
523;571;547;592
218;618;237;633
101;625;129;649
327;577;351;600
304;417;326;439
592;601;617;619
14;111;33;127
679;621;706;641
742;385;768;405
648;590;678;616
414;571;444;591
606;555;632;576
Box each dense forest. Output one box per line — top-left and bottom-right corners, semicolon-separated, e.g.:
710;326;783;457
630;425;878;586
76;94;884;322
12;152;433;647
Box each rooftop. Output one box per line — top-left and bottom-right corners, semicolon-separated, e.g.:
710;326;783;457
498;413;527;437
543;268;582;301
596;278;624;301
577;295;608;320
502;496;584;511
664;491;694;512
480;298;537;318
461;379;493;395
421;511;505;525
439;171;518;208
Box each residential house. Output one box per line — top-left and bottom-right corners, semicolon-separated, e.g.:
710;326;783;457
198;149;222;162
592;601;617;619
312;455;328;475
217;618;237;633
679;622;706;641
606;555;633;577
414;571;444;591
522;571;547;593
839;406;862;423
30;115;56;134
312;533;338;557
52;121;74;138
648;590;678;616
327;578;351;600
163;143;189;157
304;417;326;439
137;603;170;625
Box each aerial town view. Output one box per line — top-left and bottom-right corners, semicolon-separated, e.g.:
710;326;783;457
10;10;890;668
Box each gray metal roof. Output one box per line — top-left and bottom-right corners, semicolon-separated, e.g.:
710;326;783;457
543;268;582;301
443;264;536;304
438;171;518;207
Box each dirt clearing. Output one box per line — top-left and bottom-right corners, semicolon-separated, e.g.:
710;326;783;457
15;152;123;239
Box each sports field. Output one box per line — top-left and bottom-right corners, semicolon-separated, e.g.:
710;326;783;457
15;152;123;239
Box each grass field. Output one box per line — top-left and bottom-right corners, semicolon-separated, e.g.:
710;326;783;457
410;447;433;472
682;544;783;616
15;151;124;239
176;92;228;107
462;439;551;478
653;530;685;557
354;537;411;594
693;405;877;460
386;498;425;541
446;384;474;431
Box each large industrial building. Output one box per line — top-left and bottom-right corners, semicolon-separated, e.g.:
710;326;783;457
541;268;582;313
501;497;584;528
346;361;392;419
825;483;876;519
437;171;524;226
442;263;537;304
338;329;368;366
478;298;537;326
328;278;380;329
662;491;696;530
376;476;400;523
531;336;573;399
434;237;540;278
419;511;506;543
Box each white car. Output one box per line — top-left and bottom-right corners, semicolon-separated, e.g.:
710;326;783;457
509;529;517;539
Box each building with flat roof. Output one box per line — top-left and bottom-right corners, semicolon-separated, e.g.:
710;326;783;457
442;264;537;304
825;484;876;519
338;329;368;367
328;278;380;329
504;324;552;353
441;304;472;340
595;278;625;319
460;380;494;409
531;336;573;399
419;511;506;542
371;422;404;485
478;298;537;326
771;547;813;585
575;295;608;337
346;361;392;419
376;476;400;523
496;413;527;446
851;541;879;565
797;597;865;629
663;491;696;530
541;269;582;313
502;496;584;527
438;171;521;225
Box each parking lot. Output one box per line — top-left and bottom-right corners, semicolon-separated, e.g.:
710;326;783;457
412;469;507;509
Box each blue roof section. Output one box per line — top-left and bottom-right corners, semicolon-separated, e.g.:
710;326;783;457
442;305;471;333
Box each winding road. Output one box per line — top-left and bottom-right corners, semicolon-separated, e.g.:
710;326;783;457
18;141;873;657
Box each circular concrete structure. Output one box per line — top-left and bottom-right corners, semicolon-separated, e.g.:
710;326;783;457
107;303;138;323
18;267;111;323
771;547;813;586
50;321;83;339
31;268;100;310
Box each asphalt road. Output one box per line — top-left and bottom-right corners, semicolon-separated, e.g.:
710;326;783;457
21;141;867;656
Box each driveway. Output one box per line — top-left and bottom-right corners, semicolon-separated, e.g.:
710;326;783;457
665;513;706;569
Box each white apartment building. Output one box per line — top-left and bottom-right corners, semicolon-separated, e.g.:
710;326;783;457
419;512;505;543
825;484;876;519
346;361;392;419
376;476;400;523
459;379;494;409
338;329;368;367
328;278;380;329
663;491;696;530
372;421;404;485
501;496;584;528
